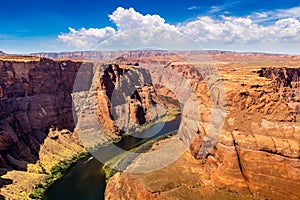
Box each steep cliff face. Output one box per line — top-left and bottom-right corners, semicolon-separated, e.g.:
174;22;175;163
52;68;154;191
210;86;299;199
95;63;172;138
105;59;300;200
0;57;82;169
190;65;300;199
0;56;169;199
0;57;166;168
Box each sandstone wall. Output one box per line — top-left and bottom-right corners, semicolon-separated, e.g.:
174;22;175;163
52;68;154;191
94;63;168;138
0;58;81;169
207;68;300;199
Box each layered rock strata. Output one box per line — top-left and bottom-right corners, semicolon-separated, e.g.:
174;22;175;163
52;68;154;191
1;53;300;200
0;57;82;169
105;61;300;200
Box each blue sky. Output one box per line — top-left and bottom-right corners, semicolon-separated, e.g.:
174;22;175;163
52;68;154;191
1;0;300;54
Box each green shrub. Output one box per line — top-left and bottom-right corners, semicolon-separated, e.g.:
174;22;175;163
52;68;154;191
29;152;88;199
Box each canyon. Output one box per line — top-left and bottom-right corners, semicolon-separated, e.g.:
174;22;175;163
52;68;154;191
104;53;300;200
0;51;299;199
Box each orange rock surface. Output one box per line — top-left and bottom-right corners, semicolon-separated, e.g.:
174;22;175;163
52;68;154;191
105;52;300;200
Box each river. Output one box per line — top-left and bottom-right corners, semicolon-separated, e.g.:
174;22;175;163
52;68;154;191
45;114;181;200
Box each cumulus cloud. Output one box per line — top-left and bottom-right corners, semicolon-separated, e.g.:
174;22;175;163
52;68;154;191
58;6;300;53
178;16;267;44
58;7;177;49
109;7;175;31
58;27;115;48
178;15;300;44
98;27;199;51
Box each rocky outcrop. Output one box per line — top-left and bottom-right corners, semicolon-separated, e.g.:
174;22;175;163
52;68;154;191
0;56;170;199
105;146;255;200
258;67;300;113
94;63;167;138
0;57;82;169
0;128;84;199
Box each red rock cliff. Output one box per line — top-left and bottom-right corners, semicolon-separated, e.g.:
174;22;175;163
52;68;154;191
0;57;82;169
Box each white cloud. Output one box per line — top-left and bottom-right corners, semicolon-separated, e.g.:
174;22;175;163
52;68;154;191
58;7;176;49
188;6;198;10
209;6;222;13
58;27;115;49
178;14;300;47
271;18;300;40
98;27;199;50
109;7;175;31
272;7;300;19
251;6;300;23
254;12;269;19
178;16;265;43
58;6;300;53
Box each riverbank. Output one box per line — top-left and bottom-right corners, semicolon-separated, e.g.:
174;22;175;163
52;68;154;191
43;113;181;200
86;108;181;152
125;108;181;136
102;130;177;180
101;112;181;180
25;109;181;199
29;152;88;199
0;129;85;200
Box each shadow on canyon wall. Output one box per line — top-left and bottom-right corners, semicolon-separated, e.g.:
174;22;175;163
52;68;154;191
0;58;84;188
0;56;177;192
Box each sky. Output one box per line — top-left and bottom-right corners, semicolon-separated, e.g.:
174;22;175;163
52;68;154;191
1;0;300;54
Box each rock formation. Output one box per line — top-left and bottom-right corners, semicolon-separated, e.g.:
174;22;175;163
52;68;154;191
0;57;82;169
31;50;300;62
204;65;300;199
258;67;300;113
31;50;178;62
104;54;300;200
1;51;300;200
0;56;166;169
96;64;160;136
0;56;85;199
